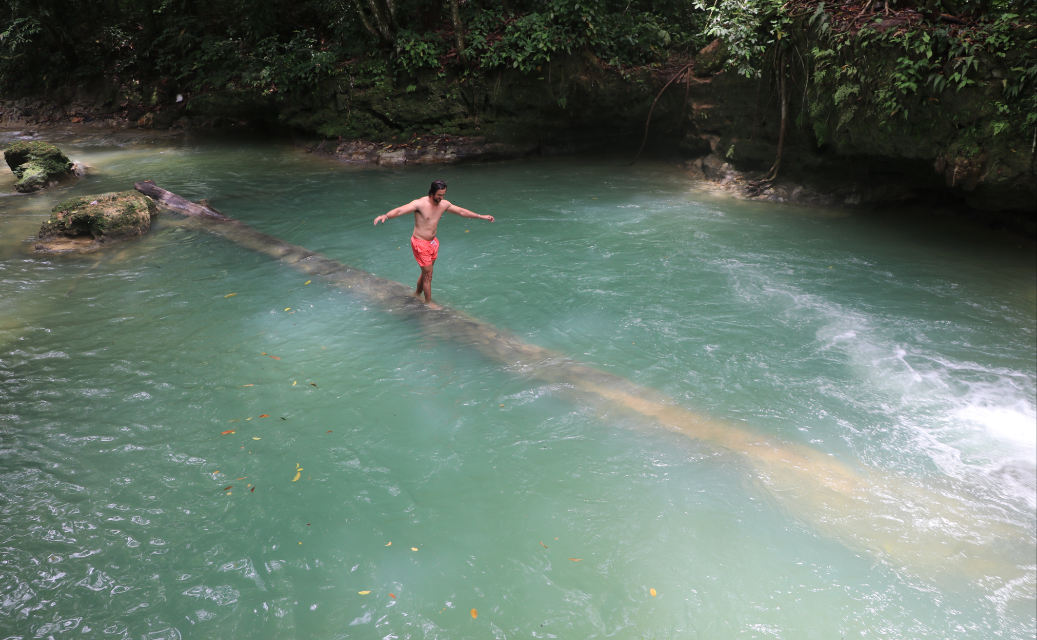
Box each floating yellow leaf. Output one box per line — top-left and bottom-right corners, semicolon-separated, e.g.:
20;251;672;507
292;381;297;386
292;470;302;481
225;293;237;298
385;542;392;546
304;280;311;285
465;230;469;233
229;419;240;422
411;547;418;551
499;404;504;407
226;492;232;495
650;588;657;597
253;437;261;440
246;417;252;421
285;308;291;311
569;558;581;562
471;609;477;619
358;591;370;595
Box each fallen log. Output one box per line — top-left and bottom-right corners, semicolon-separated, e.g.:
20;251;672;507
136;180;229;220
135;180;1030;585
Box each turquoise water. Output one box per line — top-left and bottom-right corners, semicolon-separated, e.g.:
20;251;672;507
1;128;1034;639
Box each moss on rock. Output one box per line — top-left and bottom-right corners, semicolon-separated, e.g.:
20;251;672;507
36;191;157;253
3;141;74;193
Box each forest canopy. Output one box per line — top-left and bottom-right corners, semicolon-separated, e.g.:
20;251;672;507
1;0;1033;138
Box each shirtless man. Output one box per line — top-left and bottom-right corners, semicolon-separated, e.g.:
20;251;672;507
374;180;494;303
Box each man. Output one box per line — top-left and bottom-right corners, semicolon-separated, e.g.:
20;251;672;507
374;180;494;303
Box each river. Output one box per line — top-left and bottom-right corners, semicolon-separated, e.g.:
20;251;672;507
1;128;1034;639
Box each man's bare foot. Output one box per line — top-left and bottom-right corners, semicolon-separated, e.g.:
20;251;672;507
425;300;441;310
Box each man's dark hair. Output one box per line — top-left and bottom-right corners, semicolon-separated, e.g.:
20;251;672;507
429;180;448;196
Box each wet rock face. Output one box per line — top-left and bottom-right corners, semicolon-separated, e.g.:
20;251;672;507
317;136;536;166
35;191;157;254
3;141;74;192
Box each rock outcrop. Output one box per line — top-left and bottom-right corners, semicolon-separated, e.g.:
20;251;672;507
313;135;536;166
3;141;74;192
35;191;157;253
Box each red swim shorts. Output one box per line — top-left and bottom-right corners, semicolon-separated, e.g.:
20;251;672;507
410;236;439;267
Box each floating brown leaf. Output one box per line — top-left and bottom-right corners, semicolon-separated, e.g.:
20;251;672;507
221;430;235;435
243;384;254;387
250;486;255;493
569;558;581;562
259;414;269;418
326;430;332;433
539;541;548;549
389;593;396;599
269;356;281;360
310;383;317;387
223;485;233;491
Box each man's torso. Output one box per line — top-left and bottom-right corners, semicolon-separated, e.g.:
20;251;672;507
411;196;450;241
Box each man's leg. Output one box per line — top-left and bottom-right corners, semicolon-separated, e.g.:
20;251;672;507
417;264;434;302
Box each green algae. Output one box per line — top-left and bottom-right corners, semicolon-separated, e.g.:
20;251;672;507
3;141;74;192
39;191;157;243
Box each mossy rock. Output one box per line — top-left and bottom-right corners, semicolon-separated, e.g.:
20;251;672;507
695;39;728;77
3;141;74;193
36;191;157;254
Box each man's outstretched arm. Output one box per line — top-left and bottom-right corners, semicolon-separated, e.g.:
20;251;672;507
447;203;494;222
374;201;417;225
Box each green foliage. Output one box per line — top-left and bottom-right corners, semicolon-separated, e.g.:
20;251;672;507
0;0;708;98
394;29;445;74
698;0;1036;144
692;0;791;77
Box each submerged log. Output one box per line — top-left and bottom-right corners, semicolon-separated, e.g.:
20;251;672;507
135;181;1030;584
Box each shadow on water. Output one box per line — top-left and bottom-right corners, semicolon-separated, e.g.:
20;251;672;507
138;181;1035;595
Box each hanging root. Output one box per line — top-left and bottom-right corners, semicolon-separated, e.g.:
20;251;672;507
763;48;789;182
630;63;693;166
